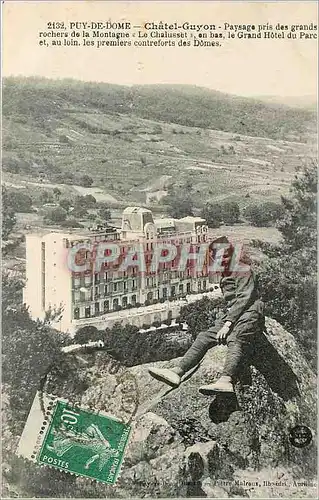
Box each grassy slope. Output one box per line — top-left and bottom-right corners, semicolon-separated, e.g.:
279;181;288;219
2;77;317;209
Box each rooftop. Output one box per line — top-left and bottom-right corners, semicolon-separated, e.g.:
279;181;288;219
122;207;152;215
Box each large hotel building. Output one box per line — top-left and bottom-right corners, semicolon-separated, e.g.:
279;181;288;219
23;207;220;335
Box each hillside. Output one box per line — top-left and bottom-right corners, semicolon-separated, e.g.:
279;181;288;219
2;77;317;208
255;94;317;110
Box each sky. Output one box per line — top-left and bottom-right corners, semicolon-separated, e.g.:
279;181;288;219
2;1;318;97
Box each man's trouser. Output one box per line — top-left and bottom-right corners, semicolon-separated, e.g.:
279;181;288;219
179;304;265;378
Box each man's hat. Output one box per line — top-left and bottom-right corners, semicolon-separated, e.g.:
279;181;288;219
210;236;230;245
209;236;232;257
209;236;230;249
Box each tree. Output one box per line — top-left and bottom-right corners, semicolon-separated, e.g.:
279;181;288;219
98;202;111;221
74;195;96;209
44;206;67;223
72;206;88;218
254;162;317;368
277;164;317;252
167;197;194;218
79;175;93;187
74;326;100;344
59;198;72;212
2;186;16;240
60;218;84;228
84;194;97;207
244;201;285;227
39;190;54;205
53;187;61;200
180;296;224;339
164;182;194;218
201;202;223;228
8;190;33;213
221;201;240;224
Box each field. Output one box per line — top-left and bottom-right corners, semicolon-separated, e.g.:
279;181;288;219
2;77;317;212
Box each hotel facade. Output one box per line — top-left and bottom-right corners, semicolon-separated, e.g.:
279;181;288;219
23;207;220;335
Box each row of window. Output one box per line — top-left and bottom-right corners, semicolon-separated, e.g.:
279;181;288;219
72;280;218;320
73;270;140;286
73;281;138;302
73;278;212;304
73;295;137;319
73;268;213;287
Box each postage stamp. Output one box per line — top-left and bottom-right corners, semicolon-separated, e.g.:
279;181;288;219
17;393;132;484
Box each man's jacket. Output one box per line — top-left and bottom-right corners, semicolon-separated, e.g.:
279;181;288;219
220;269;264;325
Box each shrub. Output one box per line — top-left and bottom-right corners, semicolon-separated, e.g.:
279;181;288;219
74;326;100;344
254;163;317;368
60;219;83;228
244;201;285;227
44;206;67;223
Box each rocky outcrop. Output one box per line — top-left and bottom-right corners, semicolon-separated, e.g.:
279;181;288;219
77;317;317;497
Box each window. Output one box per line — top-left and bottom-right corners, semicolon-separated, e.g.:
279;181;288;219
113;298;119;310
147;292;153;302
124;282;127;291
95;302;100;315
74;308;80;320
171;286;176;297
179;284;183;294
131;294;137;305
85;307;91;318
104;300;109;312
113;282;118;292
74;277;80;288
104;285;108;295
203;280;207;290
105;272;108;281
74;291;80;303
94;273;100;284
85;275;92;285
163;288;167;298
187;283;191;294
132;279;136;290
122;296;128;308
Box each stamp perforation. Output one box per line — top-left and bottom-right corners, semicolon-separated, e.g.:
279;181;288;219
17;391;134;485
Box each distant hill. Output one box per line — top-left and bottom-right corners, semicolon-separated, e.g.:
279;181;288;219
2;77;317;207
255;94;317;110
3;77;316;139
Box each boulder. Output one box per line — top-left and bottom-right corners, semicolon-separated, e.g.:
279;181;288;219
76;317;317;497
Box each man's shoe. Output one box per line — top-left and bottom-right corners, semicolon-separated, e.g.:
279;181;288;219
198;376;234;395
148;367;181;387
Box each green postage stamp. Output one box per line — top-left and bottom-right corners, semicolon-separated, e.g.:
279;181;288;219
17;393;132;484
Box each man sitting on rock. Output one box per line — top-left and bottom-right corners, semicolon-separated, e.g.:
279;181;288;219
148;237;265;395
